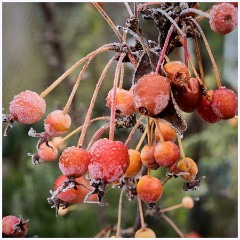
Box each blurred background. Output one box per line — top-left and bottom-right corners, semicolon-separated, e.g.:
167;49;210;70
2;2;238;238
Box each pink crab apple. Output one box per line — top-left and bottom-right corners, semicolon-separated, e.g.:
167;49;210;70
44;110;71;136
88;138;129;183
209;3;238;35
59;146;90;178
9;90;46;124
2;215;28;237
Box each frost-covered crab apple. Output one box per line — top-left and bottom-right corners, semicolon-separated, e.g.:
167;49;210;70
88;138;129;183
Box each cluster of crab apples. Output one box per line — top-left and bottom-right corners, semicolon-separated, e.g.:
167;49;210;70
2;2;238;238
3;56;237;202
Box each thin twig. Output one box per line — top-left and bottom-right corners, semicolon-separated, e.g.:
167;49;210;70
161;203;183;213
124;2;134;17
78;56;116;147
125;115;144;146
93;3;124;43
62;57;93;114
137;197;145;229
177;136;186;159
109;53;126;141
116;188;124;237
156;24;174;73
40;45;112;98
192;19;221;89
161;213;184;238
55;116;109;147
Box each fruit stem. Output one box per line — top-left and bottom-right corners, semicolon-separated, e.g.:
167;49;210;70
125;115;144;146
161;203;183;213
186;50;204;86
161;176;172;186
77;56;116;147
135;126;148;151
157;10;185;37
137;2;163;13
192;19;221;89
116;188;124;237
117;26;155;71
93;3;124;43
181;8;210;19
137;196;145;229
87;124;110;151
177;136;186;159
156;24;174;74
147;117;152;146
109;53;126;142
62;57;93;115
147;168;151;176
135;118;153;151
161;213;184;238
182;21;188;67
40;45;112;98
55;116;109;148
154;119;164;143
124;2;133;17
188;20;205;87
118;63;125;89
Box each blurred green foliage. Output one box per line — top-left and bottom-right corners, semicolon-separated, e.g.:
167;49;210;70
2;2;238;238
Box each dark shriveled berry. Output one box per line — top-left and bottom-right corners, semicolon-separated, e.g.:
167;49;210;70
172;78;202;113
196;90;221;123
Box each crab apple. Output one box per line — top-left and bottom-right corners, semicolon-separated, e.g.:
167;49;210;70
177;157;198;182
134;228;156;238
124;149;142;178
59;146;90;178
172;78;202;113
155;120;176;142
211;87;238;119
2;215;28;237
37;141;58;162
9;90;46;124
154;141;180;168
106;88;135;115
133;72;170;116
228;117;238;128
89;138;129;183
163;61;191;87
57;206;69;216
140;144;159;170
196;90;221;123
215;2;238;8
137;175;163;203
51;136;66;151
182;196;194;209
53;175;97;204
184;231;201;238
44;110;71;136
210;3;238;35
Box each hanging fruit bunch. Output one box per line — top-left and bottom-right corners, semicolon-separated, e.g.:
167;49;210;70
2;2;238;238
